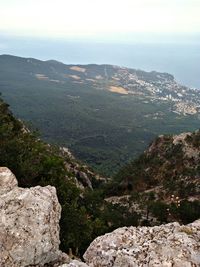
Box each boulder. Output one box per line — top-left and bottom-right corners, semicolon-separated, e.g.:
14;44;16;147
84;220;200;267
0;167;62;267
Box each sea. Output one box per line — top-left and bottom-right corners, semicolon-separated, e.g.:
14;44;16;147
0;34;199;88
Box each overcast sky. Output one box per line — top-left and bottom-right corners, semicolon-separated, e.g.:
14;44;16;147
0;0;200;39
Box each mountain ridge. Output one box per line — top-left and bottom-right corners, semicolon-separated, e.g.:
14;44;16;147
0;54;200;175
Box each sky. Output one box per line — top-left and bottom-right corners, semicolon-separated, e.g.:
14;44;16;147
0;0;200;40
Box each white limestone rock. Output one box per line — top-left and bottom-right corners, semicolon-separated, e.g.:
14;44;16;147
0;166;18;194
59;259;89;267
0;167;62;267
84;220;200;267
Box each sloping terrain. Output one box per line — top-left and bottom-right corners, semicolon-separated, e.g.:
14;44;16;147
112;131;200;197
0;97;141;255
0;54;200;175
106;130;200;224
0;96;199;255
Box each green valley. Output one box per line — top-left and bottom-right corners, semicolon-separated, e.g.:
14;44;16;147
0;54;200;176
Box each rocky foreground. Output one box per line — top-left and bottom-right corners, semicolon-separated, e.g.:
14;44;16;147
0;167;63;267
0;167;199;267
84;221;200;267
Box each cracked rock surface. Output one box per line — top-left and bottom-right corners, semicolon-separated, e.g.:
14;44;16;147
0;167;62;267
84;220;200;267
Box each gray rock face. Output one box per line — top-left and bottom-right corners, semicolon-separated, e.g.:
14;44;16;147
84;220;200;267
0;167;62;267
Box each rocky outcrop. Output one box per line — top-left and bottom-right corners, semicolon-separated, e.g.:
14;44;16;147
1;167;199;267
84;220;200;267
59;147;110;190
0;167;62;267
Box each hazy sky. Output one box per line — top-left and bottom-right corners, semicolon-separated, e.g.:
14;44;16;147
0;0;200;39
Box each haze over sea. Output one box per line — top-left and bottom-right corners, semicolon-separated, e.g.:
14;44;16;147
1;34;199;89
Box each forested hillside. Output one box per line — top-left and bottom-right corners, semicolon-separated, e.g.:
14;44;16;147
1;55;200;175
0;97;140;255
106;131;200;224
1;96;199;255
1;54;200;255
